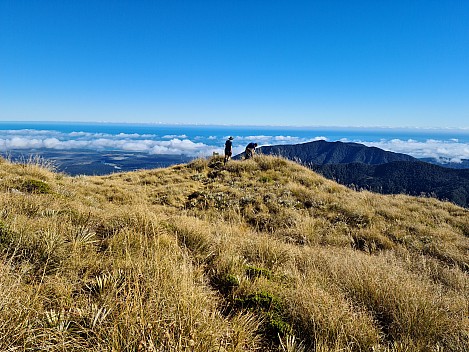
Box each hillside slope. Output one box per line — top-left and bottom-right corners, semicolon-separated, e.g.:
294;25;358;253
0;155;468;351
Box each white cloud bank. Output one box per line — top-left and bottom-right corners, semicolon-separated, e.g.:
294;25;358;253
1;129;468;162
0;130;213;157
358;139;469;163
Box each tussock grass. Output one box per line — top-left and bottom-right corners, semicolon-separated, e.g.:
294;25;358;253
0;155;468;351
310;248;468;349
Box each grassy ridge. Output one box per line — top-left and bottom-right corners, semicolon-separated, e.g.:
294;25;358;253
0;155;468;351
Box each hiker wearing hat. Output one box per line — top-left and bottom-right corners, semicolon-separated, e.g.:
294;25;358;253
224;136;234;165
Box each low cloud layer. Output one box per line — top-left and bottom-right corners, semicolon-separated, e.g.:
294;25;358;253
357;139;469;163
0;130;213;157
1;129;468;162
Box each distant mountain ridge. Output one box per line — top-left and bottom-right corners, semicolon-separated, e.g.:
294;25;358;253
255;140;469;208
420;158;469;169
257;140;417;165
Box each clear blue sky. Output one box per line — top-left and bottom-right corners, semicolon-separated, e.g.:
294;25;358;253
1;0;468;127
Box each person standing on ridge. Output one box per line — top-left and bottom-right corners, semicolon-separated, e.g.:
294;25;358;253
244;142;257;159
224;136;233;164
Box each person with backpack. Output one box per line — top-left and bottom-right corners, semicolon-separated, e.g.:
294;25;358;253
224;136;234;164
244;142;257;159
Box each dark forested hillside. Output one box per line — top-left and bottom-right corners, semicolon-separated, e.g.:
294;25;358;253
311;161;469;208
257;140;417;165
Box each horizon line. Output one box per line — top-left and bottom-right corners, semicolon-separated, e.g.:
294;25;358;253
1;120;469;131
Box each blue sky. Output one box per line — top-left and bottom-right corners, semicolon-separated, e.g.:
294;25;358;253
1;0;468;127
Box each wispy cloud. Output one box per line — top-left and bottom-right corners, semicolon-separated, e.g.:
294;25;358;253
162;134;188;139
234;135;323;144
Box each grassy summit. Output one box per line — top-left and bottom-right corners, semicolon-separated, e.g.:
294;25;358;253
0;155;468;351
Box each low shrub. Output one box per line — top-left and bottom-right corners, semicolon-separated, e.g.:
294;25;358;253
234;291;293;340
20;179;52;194
210;272;240;295
245;265;272;280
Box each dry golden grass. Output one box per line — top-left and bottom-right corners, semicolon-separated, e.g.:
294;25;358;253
0;154;468;351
